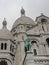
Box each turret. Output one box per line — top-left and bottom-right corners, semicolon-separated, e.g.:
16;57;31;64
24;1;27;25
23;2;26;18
0;18;16;65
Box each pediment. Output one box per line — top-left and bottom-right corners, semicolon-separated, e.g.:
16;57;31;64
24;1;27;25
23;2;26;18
36;14;49;24
26;26;39;35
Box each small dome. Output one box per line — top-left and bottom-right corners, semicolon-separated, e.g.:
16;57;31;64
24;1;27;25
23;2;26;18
0;18;14;41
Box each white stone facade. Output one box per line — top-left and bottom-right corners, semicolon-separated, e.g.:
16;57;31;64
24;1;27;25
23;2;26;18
0;8;49;65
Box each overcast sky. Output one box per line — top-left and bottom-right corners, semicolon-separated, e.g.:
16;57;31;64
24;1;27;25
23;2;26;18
0;0;49;30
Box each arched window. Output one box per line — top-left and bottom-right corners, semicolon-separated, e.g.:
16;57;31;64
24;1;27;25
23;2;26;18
1;43;3;50
41;18;47;32
0;60;7;65
42;25;45;31
1;43;7;50
41;19;47;23
31;40;38;55
4;43;7;50
33;49;37;55
31;41;37;44
46;38;49;47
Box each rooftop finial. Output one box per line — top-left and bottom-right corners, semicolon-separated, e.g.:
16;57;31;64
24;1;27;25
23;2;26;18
41;13;44;16
21;7;25;16
2;18;7;28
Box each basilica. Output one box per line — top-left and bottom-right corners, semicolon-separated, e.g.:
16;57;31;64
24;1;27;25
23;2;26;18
0;8;49;65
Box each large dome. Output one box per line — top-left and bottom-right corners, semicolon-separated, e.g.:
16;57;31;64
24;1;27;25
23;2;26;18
12;8;36;29
0;18;14;41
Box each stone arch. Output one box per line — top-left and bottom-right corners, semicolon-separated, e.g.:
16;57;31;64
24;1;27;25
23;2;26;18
0;58;12;65
31;41;37;44
0;60;7;65
30;38;40;46
30;38;40;55
30;39;39;49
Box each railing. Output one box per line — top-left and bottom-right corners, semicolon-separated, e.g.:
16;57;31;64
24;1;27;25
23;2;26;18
22;51;49;65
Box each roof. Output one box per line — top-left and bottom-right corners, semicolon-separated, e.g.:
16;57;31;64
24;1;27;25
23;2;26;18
26;26;40;35
12;16;35;29
0;18;14;41
36;13;49;21
0;28;14;40
12;8;36;29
